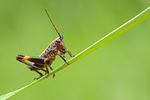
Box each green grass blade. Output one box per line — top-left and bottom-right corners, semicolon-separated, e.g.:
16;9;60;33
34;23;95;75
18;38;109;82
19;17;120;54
1;7;150;100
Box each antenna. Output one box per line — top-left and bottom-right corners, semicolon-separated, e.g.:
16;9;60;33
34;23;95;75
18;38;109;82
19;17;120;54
62;19;66;40
45;9;62;38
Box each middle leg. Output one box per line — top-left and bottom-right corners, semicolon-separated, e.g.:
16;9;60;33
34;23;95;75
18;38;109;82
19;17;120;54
48;65;55;78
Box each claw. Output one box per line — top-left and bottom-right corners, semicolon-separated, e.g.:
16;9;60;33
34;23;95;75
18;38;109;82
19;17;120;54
72;55;75;57
52;73;55;78
45;74;49;78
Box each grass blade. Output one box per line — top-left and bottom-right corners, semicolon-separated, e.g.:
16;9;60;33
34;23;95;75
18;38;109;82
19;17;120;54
1;7;150;100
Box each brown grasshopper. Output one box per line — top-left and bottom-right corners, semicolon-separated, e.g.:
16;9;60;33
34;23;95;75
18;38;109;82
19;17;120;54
16;9;74;80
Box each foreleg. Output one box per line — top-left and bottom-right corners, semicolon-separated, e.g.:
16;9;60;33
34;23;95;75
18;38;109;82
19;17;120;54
66;50;75;57
57;53;69;65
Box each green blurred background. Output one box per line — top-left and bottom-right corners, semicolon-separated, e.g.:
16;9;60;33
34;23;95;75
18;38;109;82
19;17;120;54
0;0;150;100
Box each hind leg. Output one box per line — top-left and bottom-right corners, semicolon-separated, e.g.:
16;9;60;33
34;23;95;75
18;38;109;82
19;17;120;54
16;54;52;79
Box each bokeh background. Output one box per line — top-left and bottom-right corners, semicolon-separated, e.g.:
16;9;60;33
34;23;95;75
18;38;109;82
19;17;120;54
0;0;150;100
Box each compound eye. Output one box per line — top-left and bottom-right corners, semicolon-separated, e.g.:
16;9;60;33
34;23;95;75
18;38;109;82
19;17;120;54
56;40;61;43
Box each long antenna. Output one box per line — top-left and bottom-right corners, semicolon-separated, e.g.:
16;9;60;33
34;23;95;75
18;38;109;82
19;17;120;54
62;19;66;40
45;9;62;38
